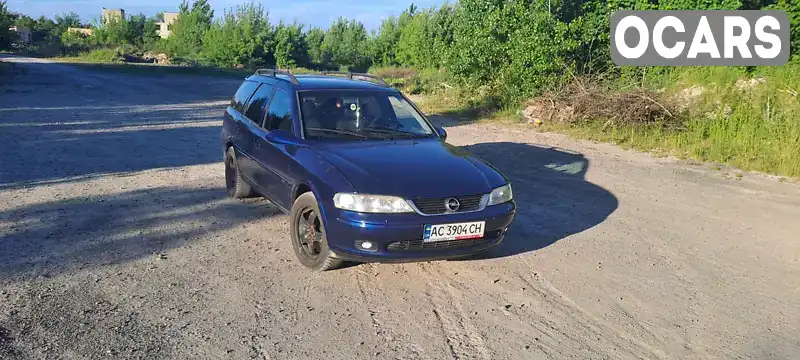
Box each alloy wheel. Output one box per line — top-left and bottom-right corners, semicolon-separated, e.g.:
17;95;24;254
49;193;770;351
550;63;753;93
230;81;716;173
296;208;323;260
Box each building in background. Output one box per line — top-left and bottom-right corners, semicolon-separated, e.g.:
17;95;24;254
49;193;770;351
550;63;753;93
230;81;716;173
101;8;125;24
67;27;95;37
9;26;32;44
156;12;179;39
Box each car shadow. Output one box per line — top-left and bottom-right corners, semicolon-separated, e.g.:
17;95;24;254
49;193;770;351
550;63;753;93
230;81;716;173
456;141;619;259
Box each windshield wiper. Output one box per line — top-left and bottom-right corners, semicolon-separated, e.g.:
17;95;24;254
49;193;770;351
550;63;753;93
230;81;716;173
362;128;431;139
306;128;369;139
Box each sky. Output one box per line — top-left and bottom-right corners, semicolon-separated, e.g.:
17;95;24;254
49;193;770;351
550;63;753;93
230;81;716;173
5;0;444;30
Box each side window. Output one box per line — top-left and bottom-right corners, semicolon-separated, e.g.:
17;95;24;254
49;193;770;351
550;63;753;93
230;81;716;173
387;95;427;133
243;84;274;124
265;89;294;132
231;81;259;112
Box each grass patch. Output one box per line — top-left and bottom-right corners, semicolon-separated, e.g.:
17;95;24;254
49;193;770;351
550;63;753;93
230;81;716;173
637;65;800;177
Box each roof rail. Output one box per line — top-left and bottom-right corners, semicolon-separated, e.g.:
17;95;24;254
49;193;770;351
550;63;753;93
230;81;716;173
254;68;300;86
321;71;389;87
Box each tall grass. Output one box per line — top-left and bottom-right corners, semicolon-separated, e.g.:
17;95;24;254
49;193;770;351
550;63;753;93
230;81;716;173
58;48;125;64
665;65;800;176
556;65;800;177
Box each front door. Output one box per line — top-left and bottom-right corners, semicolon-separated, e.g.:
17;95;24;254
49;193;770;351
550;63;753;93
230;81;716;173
250;88;297;209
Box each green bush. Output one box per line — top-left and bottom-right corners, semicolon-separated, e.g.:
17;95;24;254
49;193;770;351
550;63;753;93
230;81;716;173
81;48;124;63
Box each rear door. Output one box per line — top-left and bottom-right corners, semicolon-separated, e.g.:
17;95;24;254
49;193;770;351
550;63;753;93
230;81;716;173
250;87;298;209
224;80;260;161
237;82;276;187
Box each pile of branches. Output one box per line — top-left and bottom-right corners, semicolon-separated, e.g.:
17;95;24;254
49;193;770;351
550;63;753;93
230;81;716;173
524;76;684;128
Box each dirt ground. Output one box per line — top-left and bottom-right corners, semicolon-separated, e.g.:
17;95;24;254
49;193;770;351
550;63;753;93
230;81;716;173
1;55;799;360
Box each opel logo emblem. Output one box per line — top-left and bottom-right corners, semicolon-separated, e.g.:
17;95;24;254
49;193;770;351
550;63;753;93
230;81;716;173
445;198;460;212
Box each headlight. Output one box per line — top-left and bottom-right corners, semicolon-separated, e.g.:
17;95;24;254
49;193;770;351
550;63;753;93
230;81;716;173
333;193;414;213
487;183;513;206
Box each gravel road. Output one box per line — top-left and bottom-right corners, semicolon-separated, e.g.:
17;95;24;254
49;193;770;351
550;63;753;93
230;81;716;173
1;55;799;360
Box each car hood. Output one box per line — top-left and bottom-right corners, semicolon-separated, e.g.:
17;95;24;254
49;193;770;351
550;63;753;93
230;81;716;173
314;139;506;198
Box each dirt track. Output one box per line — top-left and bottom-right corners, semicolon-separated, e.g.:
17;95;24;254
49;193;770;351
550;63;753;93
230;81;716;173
1;55;799;360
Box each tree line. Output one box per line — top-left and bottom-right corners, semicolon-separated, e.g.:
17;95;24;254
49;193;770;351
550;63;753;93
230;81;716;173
2;0;799;102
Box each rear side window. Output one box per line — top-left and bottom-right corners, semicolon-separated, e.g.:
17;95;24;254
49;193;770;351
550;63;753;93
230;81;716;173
243;84;275;124
231;81;260;112
264;89;293;132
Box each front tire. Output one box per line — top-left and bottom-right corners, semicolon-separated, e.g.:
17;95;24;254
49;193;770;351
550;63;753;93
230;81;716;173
225;146;257;199
290;192;343;271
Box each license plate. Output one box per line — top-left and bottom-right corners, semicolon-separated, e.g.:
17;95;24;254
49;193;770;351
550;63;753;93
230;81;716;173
423;221;486;242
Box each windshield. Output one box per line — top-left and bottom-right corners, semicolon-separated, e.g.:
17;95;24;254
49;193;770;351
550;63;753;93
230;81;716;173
298;91;435;140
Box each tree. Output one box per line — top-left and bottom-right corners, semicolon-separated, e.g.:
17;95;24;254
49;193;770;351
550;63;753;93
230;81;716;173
305;27;325;67
32;16;58;42
767;0;800;55
60;28;94;54
658;0;742;9
128;14;160;49
54;12;81;34
95;16;133;46
273;21;307;68
372;16;400;66
167;0;214;57
13;13;35;29
446;0;509;83
429;4;456;67
202;2;272;67
321;17;371;71
0;0;14;50
396;10;435;67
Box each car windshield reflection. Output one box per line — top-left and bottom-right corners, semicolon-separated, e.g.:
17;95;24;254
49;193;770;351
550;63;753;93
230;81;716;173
299;91;435;140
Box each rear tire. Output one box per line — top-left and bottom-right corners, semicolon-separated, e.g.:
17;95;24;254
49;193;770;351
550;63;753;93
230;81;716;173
225;146;257;199
290;192;343;271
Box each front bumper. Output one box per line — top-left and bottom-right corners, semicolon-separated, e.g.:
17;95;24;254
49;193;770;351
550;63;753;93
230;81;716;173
323;201;516;263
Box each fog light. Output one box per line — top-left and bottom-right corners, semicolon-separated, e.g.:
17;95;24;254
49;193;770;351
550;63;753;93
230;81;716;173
355;240;377;252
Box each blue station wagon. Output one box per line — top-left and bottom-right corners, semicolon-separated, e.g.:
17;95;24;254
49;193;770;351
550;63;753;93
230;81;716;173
221;69;516;271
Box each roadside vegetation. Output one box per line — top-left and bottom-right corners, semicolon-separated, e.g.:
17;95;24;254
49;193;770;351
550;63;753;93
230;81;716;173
1;0;799;176
540;65;800;177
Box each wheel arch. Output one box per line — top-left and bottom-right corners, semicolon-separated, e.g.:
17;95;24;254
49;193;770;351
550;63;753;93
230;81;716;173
293;183;313;201
291;181;335;234
223;138;235;160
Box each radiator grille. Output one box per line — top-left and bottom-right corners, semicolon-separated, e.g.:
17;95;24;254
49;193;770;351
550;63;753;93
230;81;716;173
411;194;484;215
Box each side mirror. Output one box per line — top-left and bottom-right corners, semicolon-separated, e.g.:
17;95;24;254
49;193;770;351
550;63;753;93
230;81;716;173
267;129;298;145
434;125;447;141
